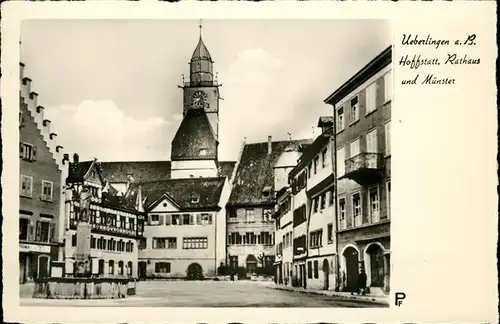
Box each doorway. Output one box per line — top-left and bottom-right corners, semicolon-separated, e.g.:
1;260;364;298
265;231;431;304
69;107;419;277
38;255;50;279
322;259;329;290
343;247;359;292
367;244;385;287
138;261;147;279
187;263;203;280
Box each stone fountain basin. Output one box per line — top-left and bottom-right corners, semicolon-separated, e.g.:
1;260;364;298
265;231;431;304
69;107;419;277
32;277;137;299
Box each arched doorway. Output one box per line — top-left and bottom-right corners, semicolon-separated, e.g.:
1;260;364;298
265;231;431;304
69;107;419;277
187;263;203;280
138;261;147;279
343;246;359;292
366;244;385;287
246;255;257;275
322;259;329;290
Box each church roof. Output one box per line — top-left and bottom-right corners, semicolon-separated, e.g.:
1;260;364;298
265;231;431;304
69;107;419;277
126;177;226;212
191;36;213;62
171;109;217;161
99;161;172;183
227;139;312;207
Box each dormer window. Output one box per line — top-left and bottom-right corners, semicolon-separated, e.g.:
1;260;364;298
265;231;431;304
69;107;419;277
199;148;207;156
262;186;272;198
191;195;200;204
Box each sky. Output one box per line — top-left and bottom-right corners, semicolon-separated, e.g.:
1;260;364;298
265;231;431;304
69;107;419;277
21;19;390;162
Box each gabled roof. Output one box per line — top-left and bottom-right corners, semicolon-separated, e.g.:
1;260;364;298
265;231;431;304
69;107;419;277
66;159;105;185
228;139;312;206
289;133;332;180
171;109;217;161
99;161;171;183
126;177;226;212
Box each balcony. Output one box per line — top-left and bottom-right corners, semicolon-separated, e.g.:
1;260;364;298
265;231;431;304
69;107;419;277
343;152;384;185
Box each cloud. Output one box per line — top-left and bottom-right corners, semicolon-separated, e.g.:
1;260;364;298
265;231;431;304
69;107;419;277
44;100;169;161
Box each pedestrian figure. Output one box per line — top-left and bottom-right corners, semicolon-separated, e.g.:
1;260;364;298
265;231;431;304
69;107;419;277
357;268;367;295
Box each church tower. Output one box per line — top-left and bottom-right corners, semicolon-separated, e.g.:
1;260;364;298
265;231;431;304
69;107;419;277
171;22;221;179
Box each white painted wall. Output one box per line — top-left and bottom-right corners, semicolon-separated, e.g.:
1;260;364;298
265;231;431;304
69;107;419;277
170;160;218;179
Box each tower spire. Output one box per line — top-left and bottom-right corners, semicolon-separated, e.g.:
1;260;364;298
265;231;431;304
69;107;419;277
199;19;203;37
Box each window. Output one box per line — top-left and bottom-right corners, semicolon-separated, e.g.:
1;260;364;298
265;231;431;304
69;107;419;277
19;218;29;240
385;121;391;156
201;213;212;225
183;214;191;225
329;190;334;207
20;142;36;161
20;175;33;197
259;232;273;245
138;238;146;250
229;209;237;218
350;139;360;158
352;192;362;227
365;82;377;114
350;96;359;122
313;156;319;174
41;181;53;201
151;214;159;222
155;262;171;273
129;218;135;230
321;148;328;168
310;230;323;248
327;224;333;243
336;148;345;178
263;209;273;222
98;260;105;275
183;237;208;249
108;260;115;275
369;186;380;223
71;234;77;246
127;261;133;275
336;106;345;132
307;163;312;178
171;214;180;225
384;70;392;103
120;216;126;229
35;220;52;242
153;237;177;249
307;261;313;279
191;195;200;203
313;197;319;213
313;260;319;279
387;181;391;219
339;197;346;230
229;232;242;245
366;129;378;153
293;204;307;227
320;193;326;210
91;236;96;249
118;261;124;275
245;209;255;222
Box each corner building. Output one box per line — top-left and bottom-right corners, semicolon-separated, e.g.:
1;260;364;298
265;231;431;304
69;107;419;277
324;46;392;295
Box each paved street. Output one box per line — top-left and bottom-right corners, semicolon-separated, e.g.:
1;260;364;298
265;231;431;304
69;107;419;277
20;280;385;307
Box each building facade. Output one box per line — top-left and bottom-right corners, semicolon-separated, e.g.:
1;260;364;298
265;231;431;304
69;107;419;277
126;178;229;279
226;138;310;278
64;156;145;278
303;118;337;291
324;46;392;295
19;62;68;284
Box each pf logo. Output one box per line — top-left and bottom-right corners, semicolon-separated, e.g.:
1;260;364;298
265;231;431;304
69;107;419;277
395;292;406;306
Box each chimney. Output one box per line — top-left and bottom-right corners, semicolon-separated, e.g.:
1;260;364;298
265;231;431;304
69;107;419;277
63;153;69;165
267;136;272;155
20;62;25;80
73;153;79;164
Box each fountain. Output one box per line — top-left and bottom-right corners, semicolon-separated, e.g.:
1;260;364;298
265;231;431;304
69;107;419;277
32;184;136;299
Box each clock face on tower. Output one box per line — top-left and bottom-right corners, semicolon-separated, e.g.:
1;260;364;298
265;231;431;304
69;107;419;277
191;90;207;109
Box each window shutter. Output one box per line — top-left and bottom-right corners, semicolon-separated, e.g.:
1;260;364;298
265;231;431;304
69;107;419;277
49;223;55;242
19;142;24;158
35;221;41;241
32;146;37;161
28;221;34;240
208;214;213;225
196;214;201;225
158;214;164;225
165;214;171;225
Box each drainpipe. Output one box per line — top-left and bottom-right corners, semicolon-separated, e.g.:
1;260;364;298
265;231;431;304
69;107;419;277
330;107;341;291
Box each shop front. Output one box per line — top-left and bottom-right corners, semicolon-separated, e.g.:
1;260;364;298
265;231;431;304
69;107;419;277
19;242;58;284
